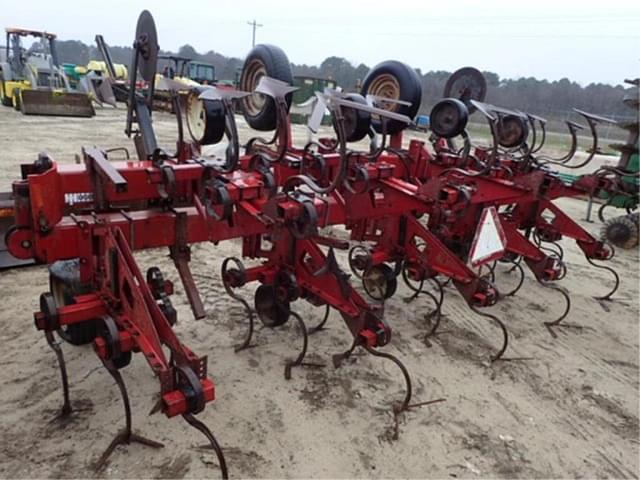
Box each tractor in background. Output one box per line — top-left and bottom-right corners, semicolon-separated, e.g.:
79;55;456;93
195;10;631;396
61;61;127;107
289;75;337;125
599;78;639;249
0;28;94;117
185;59;216;85
153;55;216;111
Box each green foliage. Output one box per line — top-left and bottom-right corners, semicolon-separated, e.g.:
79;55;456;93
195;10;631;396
56;40;91;65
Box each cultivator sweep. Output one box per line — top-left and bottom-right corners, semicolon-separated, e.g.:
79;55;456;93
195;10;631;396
2;10;635;478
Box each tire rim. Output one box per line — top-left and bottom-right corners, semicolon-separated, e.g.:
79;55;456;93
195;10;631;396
241;58;267;116
367;74;401;112
186;92;206;141
363;268;385;299
363;264;395;300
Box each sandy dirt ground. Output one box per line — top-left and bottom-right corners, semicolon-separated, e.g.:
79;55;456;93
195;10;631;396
0;107;638;479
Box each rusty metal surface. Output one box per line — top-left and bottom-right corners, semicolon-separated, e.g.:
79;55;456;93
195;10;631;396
20;90;95;117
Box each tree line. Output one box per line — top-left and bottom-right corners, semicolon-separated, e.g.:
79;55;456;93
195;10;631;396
55;39;634;125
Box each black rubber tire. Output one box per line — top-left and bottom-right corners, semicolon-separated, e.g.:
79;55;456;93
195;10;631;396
49;259;98;345
338;93;371;142
185;90;226;145
429;98;469;138
360;60;422;135
239;44;293;131
498;114;529;148
97;317;133;369
362;263;398;300
254;284;290;327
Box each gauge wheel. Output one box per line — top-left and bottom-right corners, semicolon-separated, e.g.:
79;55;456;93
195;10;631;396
49;259;98;345
443;67;487;113
254;284;291;327
360;60;422;135
97;316;132;369
362;263;398;301
498;114;529;148
338;93;371;142
185;90;226;145
429;98;469;138
239;44;293;131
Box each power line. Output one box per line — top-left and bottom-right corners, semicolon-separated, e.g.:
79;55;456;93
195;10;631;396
272;25;639;39
263;13;640;27
273;18;639;27
247;19;263;47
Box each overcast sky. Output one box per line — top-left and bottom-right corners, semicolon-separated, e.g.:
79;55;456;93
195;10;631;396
4;0;639;85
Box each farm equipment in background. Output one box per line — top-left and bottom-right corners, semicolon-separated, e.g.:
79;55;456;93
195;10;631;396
153;54;200;111
0;9;635;478
599;78;639;249
88;34;129;106
158;55;200;85
86;60;128;81
289;75;337;125
0;28;95;117
156;55;217;85
411;114;430;131
82;57;128;106
186;59;216;85
61;62;84;88
153;55;221;112
61;59;125;108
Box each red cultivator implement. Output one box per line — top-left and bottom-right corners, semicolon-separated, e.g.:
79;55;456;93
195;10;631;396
2;10;636;478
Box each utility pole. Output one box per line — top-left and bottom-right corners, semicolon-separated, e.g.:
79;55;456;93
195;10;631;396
247;19;263;47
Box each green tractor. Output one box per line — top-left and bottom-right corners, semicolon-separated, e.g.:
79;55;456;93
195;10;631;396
289;75;337;125
600;78;639;249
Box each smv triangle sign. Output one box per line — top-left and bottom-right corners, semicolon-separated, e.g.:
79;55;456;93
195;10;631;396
469;206;506;267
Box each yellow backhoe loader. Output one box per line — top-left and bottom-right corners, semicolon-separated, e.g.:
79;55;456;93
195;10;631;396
0;28;95;117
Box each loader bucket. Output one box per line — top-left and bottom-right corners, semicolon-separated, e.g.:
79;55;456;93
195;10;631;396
0;193;33;269
78;76;99;104
20;89;95;117
94;78;117;108
78;76;117;108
